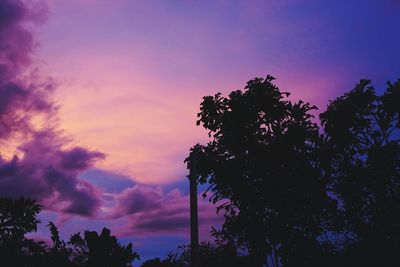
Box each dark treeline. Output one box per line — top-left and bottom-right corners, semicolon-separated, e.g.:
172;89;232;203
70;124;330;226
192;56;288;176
0;197;139;267
1;76;400;267
0;197;248;267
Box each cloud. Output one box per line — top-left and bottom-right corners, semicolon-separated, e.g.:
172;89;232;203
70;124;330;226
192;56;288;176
0;0;54;139
0;0;104;217
0;130;104;216
111;186;223;237
113;186;163;216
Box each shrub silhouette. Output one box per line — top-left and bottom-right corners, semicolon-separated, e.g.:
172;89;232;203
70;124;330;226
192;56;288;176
74;227;139;267
0;198;139;267
141;242;251;267
48;223;139;267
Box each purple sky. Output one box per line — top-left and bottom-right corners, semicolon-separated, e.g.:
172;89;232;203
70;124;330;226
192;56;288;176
1;0;400;264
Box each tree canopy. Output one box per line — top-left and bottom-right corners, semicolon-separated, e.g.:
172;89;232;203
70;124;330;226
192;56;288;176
320;79;400;265
187;76;400;266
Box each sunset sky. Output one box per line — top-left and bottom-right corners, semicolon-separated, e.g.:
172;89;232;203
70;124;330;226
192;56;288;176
1;0;400;263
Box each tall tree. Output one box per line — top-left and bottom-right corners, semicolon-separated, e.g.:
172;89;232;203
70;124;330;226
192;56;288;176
320;79;400;265
188;76;336;266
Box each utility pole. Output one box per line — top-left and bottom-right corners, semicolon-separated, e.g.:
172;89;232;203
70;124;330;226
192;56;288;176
188;150;199;267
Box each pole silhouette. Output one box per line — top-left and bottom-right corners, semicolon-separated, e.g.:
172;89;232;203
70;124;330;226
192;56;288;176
188;151;199;267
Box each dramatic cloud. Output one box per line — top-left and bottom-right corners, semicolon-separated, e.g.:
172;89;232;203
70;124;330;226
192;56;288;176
0;0;104;216
111;186;223;237
0;129;104;216
113;186;163;216
0;0;53;138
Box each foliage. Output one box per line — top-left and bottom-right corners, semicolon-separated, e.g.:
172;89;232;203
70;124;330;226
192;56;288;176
320;79;400;265
0;197;139;267
0;197;45;267
188;75;336;265
188;76;400;266
141;242;251;267
69;227;140;267
0;197;41;241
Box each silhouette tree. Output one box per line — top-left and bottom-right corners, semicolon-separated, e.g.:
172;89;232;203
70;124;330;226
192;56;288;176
68;227;139;267
46;222;73;267
44;223;139;267
0;197;45;267
140;257;181;267
320;79;400;265
0;197;140;267
187;76;336;266
0;197;41;240
69;232;89;267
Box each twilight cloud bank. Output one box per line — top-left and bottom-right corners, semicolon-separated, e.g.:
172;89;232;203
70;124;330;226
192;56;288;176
111;186;222;237
0;0;221;237
0;0;104;216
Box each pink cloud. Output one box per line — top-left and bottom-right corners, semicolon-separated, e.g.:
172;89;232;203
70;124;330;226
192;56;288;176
0;0;53;139
0;130;104;216
0;0;105;217
113;185;163;216
110;186;223;238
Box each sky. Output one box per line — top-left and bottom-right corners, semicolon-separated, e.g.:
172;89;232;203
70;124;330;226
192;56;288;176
0;0;400;264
